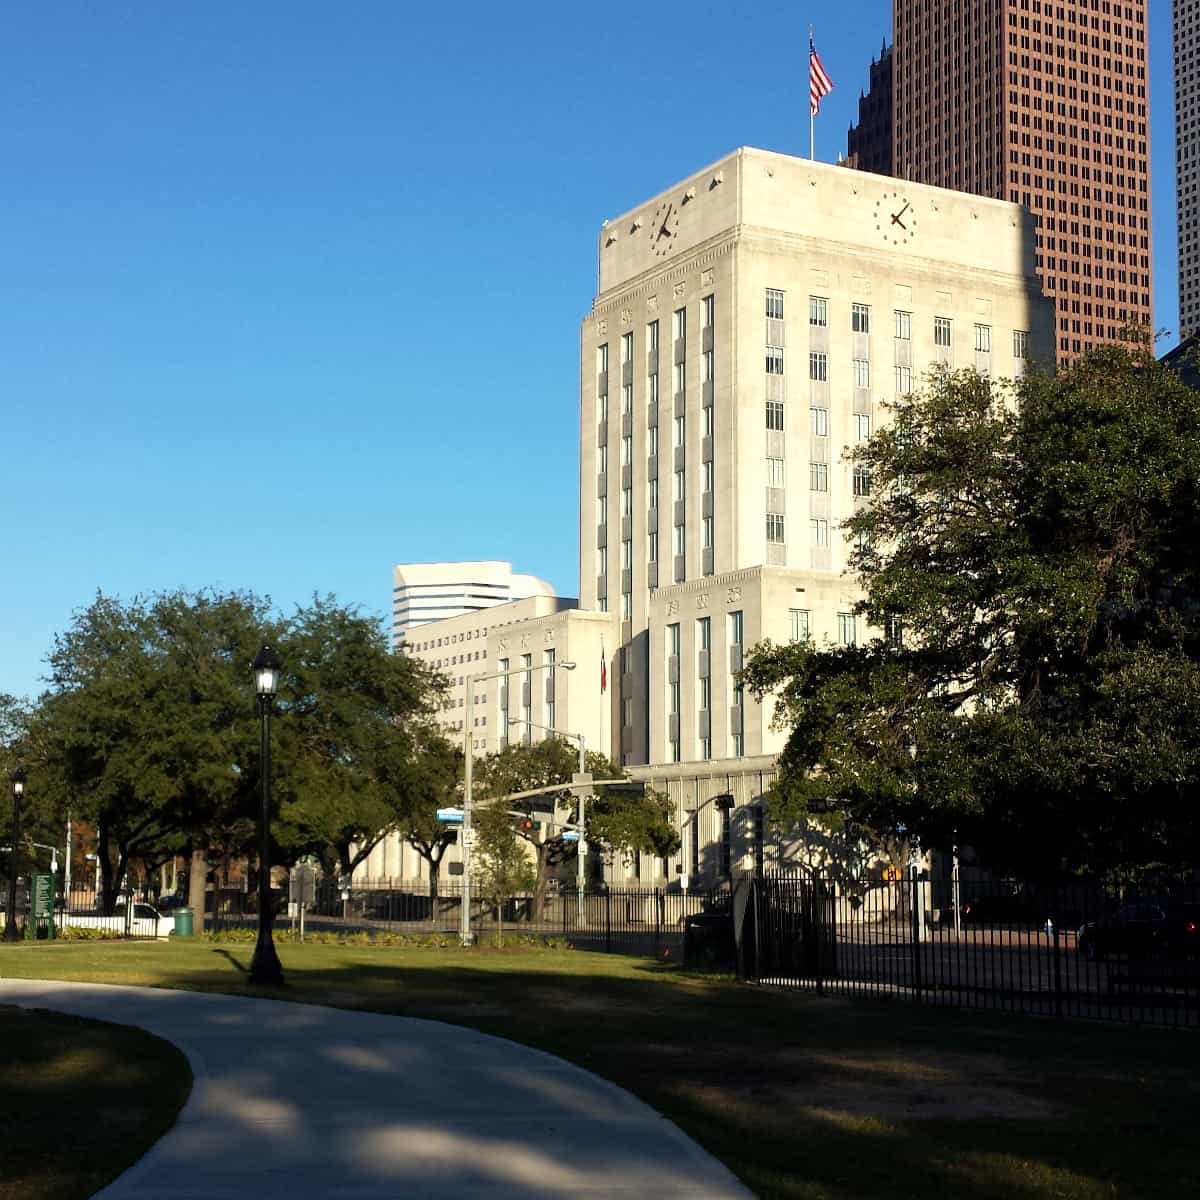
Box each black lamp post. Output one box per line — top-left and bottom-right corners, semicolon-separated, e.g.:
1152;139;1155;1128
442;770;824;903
249;646;284;985
4;768;26;943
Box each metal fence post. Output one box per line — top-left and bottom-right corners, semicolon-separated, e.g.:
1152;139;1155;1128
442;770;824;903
1052;894;1064;1020
655;888;662;957
605;887;612;954
910;866;923;1002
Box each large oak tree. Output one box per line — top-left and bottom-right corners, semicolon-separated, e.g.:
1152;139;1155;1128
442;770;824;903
742;345;1200;881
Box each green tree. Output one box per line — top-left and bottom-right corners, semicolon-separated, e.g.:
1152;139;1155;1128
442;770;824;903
478;738;677;915
396;732;462;899
741;346;1200;880
472;804;536;945
272;596;447;879
33;590;272;913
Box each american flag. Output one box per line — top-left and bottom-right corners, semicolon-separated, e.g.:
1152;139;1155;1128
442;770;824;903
809;39;833;117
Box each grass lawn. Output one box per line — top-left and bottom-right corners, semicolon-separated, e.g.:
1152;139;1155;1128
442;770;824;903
0;1001;191;1200
3;938;1199;1199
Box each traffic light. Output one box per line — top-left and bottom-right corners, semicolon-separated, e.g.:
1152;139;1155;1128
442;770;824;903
519;817;542;833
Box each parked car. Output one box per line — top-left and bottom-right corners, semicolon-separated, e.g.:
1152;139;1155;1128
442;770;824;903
683;899;736;969
960;893;1041;925
1077;901;1200;961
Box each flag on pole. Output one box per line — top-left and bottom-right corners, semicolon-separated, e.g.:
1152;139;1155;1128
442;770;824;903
809;38;834;117
600;640;607;694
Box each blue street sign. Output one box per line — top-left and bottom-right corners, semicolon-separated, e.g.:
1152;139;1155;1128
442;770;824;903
435;807;464;825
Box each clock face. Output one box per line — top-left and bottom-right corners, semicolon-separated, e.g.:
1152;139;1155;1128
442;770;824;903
649;200;680;256
874;191;917;246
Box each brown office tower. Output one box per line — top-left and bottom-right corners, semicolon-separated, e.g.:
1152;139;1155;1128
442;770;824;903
846;43;894;175
889;0;1152;361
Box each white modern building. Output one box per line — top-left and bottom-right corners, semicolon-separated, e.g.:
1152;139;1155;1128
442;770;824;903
391;560;562;651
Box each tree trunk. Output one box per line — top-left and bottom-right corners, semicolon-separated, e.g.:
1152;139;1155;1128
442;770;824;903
97;821;119;914
428;855;441;902
530;846;550;923
187;847;207;934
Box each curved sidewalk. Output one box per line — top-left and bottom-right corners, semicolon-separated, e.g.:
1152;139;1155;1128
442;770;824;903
0;979;751;1199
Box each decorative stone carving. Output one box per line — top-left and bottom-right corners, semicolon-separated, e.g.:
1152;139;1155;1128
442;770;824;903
726;586;742;603
701;268;714;287
696;592;710;610
666;600;679;616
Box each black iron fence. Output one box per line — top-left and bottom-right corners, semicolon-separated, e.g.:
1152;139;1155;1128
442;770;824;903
744;872;1200;1028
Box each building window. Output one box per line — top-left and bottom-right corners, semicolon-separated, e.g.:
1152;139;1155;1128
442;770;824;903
894;310;912;340
648;424;659;457
895;365;914;394
598;344;609;373
729;610;744;646
702;460;714;492
673;524;686;555
648;319;659;352
810;518;829;547
766;346;785;375
674;469;685;502
934;316;952;347
809;352;828;382
669;622;681;657
648;476;658;508
789;608;811;642
809;296;828;327
545;648;557;730
702;515;713;549
598;444;608;474
622;383;632;414
621;435;632;466
598;392;608;422
765;288;784;319
852;358;870;388
702;405;713;438
766;401;785;430
702;294;714;327
1013;329;1030;358
620;538;631;570
852;302;871;333
837;613;857;646
621;331;633;362
852;466;872;497
698;616;711;653
674;413;685;447
810;406;829;437
766;456;785;487
766;513;786;543
621;591;631;621
702;348;714;381
854;412;871;442
809;462;829;492
673;307;686;341
648;530;658;562
975;323;993;353
621;487;632;517
597;544;607;577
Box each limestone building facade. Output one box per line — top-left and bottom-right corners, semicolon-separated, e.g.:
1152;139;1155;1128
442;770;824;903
582;148;1054;797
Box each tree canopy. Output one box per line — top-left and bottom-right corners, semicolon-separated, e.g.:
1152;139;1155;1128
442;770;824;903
741;346;1200;880
27;589;445;905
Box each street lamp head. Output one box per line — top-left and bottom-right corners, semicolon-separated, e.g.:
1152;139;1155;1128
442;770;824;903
559;662;577;670
10;768;25;797
252;645;283;699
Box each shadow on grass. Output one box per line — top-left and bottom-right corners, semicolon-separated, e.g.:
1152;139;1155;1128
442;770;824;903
0;1005;191;1200
8;943;1200;1199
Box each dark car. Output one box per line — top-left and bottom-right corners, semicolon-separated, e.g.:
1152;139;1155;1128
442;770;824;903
683;899;735;969
1075;901;1200;961
960;893;1041;926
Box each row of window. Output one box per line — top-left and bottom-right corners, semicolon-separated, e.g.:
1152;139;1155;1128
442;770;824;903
764;290;1029;357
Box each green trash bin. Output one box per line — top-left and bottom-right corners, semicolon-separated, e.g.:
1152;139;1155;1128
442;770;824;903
173;907;194;938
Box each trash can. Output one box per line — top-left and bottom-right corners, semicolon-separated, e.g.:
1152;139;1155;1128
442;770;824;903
173;907;194;938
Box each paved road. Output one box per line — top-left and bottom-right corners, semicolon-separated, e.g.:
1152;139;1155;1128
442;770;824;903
0;980;751;1199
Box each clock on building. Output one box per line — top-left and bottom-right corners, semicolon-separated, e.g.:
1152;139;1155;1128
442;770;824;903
649;200;681;256
874;191;917;246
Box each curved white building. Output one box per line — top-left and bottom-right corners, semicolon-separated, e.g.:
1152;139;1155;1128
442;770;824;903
391;560;559;650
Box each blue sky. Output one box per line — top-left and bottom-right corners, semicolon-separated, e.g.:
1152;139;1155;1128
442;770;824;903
0;2;1178;702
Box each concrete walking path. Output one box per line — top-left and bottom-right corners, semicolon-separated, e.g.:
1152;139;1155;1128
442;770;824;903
0;979;752;1199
